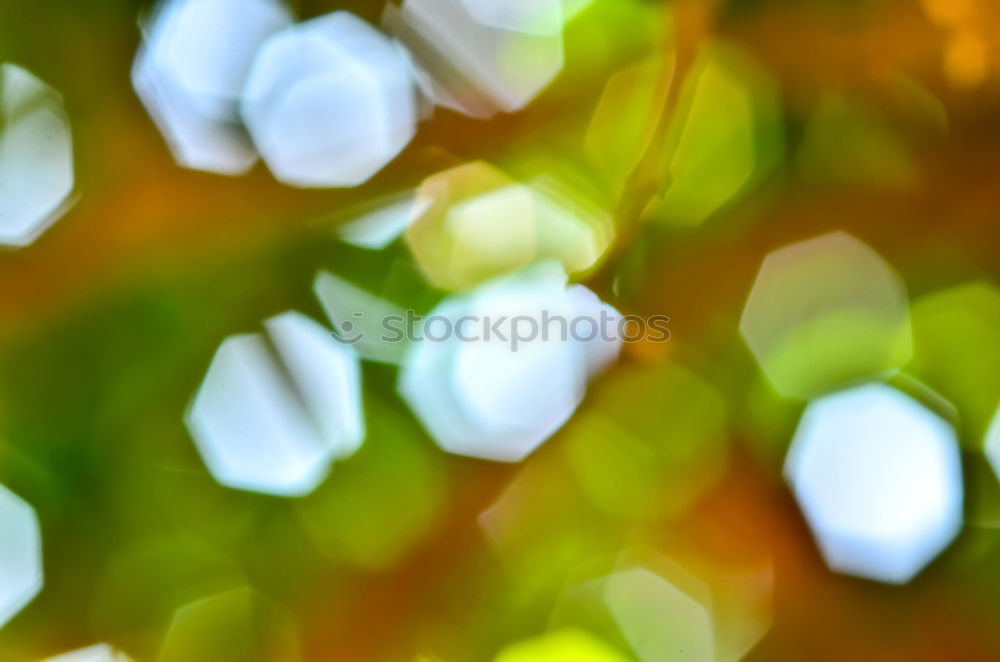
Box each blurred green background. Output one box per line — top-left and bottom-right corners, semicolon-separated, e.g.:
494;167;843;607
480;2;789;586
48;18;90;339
3;0;1000;660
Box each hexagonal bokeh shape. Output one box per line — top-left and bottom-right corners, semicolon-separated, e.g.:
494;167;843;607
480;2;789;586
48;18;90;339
653;42;782;227
384;0;564;118
0;484;43;629
133;0;292;174
241;11;417;188
740;231;912;399
0;64;75;247
398;265;619;462
405;161;613;292
785;383;963;584
186;311;364;497
42;644;134;662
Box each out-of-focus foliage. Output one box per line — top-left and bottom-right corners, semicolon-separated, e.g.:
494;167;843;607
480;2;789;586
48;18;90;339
294;392;447;569
561;363;727;521
797;92;918;189
5;0;1000;659
586;40;783;226
158;587;300;662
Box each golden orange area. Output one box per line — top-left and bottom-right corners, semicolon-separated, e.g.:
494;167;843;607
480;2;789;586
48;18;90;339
921;0;978;28
945;29;990;88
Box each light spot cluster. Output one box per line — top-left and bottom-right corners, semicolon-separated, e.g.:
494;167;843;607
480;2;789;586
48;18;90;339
742;233;966;584
135;0;580;186
132;0;291;175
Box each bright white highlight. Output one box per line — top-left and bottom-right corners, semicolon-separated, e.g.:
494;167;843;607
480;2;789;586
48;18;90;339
0;484;43;629
0;64;75;247
241;11;417;188
186;311;364;497
133;0;292;174
785;383;963;584
398;264;619;462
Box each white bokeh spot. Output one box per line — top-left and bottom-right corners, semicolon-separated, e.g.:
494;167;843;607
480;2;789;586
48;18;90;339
785;383;963;584
241;11;417;188
0;64;75;247
0;484;43;629
186;311;364;497
399;265;619;462
133;0;292;174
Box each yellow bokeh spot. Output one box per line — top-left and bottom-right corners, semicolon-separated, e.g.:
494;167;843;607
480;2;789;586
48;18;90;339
406;161;613;291
494;628;634;662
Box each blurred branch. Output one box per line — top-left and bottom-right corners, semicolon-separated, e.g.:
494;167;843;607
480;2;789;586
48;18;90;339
590;0;720;301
